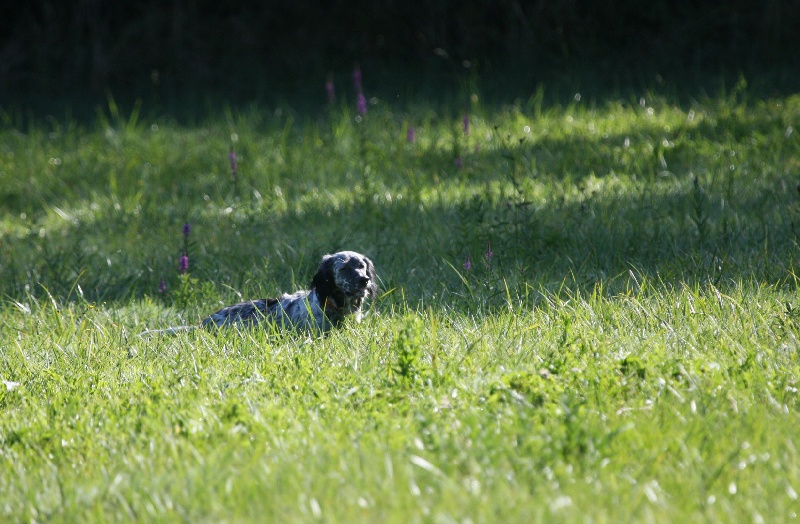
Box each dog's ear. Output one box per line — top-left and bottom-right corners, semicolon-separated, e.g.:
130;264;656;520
365;256;378;298
311;254;337;298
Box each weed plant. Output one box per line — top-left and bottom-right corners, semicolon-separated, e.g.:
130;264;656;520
2;80;800;521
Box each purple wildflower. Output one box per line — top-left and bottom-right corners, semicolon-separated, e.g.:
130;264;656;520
229;147;238;177
179;252;189;274
353;65;363;93
407;126;416;143
357;93;367;116
158;278;167;294
182;222;191;239
463;113;470;136
464;254;472;271
325;75;335;103
455;157;463;169
484;240;494;262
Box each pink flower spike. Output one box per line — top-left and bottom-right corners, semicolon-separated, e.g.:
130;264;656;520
464;254;472;271
407;126;416;143
463;113;470;136
325;76;335;103
357;93;367;115
484;241;494;262
158;278;167;294
179;252;189;274
455;157;463;168
229;147;238;176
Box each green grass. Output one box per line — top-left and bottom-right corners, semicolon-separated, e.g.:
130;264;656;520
2;82;800;522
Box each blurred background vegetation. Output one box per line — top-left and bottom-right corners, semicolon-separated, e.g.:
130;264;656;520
2;1;798;117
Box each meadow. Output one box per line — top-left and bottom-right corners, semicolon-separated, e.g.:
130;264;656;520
2;79;800;522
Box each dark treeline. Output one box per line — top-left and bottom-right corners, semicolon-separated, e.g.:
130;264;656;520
1;1;798;113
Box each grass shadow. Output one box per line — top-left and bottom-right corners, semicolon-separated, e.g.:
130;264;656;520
1;89;799;314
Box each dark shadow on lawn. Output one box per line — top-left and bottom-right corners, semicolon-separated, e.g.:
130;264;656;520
2;93;798;309
4;172;797;310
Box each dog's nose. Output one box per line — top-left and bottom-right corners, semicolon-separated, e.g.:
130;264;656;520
357;276;370;287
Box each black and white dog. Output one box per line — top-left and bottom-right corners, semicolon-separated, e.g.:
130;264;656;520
140;251;377;336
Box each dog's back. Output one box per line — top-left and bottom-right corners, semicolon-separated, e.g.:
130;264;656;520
201;291;329;331
139;250;376;337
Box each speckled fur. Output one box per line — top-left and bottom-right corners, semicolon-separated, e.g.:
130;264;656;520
139;251;377;336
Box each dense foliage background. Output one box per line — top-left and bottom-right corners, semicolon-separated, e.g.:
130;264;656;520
2;1;799;113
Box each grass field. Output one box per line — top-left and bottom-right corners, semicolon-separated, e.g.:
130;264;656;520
2;80;800;522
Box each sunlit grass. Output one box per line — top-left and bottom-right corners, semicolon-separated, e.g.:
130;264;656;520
2;83;800;521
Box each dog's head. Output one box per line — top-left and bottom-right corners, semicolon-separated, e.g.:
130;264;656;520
312;251;377;311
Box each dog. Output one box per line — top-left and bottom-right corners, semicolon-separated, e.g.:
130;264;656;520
139;251;377;336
